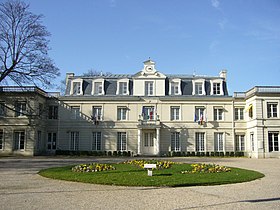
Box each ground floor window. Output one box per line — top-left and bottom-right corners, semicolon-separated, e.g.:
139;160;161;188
251;133;255;151
214;133;223;152
171;132;180;151
144;132;154;147
92;132;102;151
235;135;245;151
70;132;79;151
117;132;127;151
195;132;205;152
0;130;3;150
14;131;25;150
268;132;279;152
47;132;57;151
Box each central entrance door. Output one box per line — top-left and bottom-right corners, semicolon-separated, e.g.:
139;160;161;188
142;131;155;155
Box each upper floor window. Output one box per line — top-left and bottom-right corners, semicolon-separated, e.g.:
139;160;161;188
70;79;83;95
117;107;127;121
92;106;102;124
117;80;129;95
195;82;203;95
71;106;80;119
192;79;205;95
247;104;253;118
0;102;5;117
142;106;155;120
38;103;44;117
170;106;180;121
214;107;223;121
145;81;154;96
267;103;278;118
48;106;58;119
169;79;181;95
15;102;26;117
210;79;224;95
235;107;244;120
92;79;105;95
194;107;205;123
0;130;3;150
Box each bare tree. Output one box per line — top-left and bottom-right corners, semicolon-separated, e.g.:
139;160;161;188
0;0;59;87
82;68;111;77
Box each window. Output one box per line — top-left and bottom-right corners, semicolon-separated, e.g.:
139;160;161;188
171;107;180;121
94;82;103;95
70;132;79;151
38;103;44;117
72;81;82;95
251;133;254;152
214;108;223;121
142;106;155;120
268;132;279;152
170;82;179;95
214;133;223;152
0;102;5;117
267;103;278;118
14;131;25;150
92;106;102;124
36;131;42;151
117;107;127;121
47;132;57;150
171;132;180;151
15;102;26;117
235;135;245;151
235;108;244;120
0;130;3;150
92;132;102;151
195;82;203;95
144;132;154;147
145;81;154;96
248;104;253;118
119;82;128;95
194;107;205;123
195;132;205;152
213;83;221;95
48;106;58;119
71;106;80;119
117;132;127;151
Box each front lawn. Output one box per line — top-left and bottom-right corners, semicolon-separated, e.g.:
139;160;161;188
38;161;264;187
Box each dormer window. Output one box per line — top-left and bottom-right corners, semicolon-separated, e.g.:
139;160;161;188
70;79;83;95
169;79;181;95
210;79;224;95
116;79;129;95
145;81;154;96
92;79;105;95
192;79;206;95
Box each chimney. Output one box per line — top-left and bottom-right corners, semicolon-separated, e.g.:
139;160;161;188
219;70;227;81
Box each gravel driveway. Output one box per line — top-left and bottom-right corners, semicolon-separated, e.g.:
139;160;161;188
0;157;279;210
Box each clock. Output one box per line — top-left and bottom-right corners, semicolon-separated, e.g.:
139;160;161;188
145;66;153;72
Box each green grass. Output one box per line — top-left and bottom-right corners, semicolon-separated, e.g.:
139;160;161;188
38;163;264;187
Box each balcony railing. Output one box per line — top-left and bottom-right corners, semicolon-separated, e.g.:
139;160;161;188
0;86;60;98
138;114;160;126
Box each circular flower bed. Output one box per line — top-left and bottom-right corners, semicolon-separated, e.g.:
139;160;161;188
181;163;231;174
72;163;116;172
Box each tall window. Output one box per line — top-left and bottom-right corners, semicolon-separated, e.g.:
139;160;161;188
213;83;221;95
248;105;253;118
117;132;127;151
47;132;57;150
72;82;82;95
144;132;154;147
14;131;25;150
214;133;223;151
70;132;79;151
267;103;278;118
195;107;205;122
268;132;279;152
145;81;154;96
214;108;223;121
119;82;128;95
195;82;203;95
15;102;26;117
235;135;245;151
92;106;102;120
71;106;80;119
195;132;205;152
171;107;180;121
171;132;180;151
170;82;179;95
48;106;58;119
0;102;5;117
117;107;127;120
251;133;255;151
235;108;244;120
38;103;44;117
142;106;155;120
92;132;102;151
94;82;103;95
0;130;3;150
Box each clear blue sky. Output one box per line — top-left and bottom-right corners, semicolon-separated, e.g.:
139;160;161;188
24;0;280;94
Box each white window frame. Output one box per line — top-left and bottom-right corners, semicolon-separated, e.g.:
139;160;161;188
92;132;102;151
70;79;83;95
71;106;80;119
214;107;223;121
235;135;245;151
117;132;127;151
235;107;244;120
195;132;205;152
214;132;224;152
117;107;127;121
169;79;181;95
70;131;79;151
14;131;25;151
145;81;154;96
171;132;180;152
192;79;206;95
116;79;129;95
250;132;255;152
268;132;279;152
142;106;155;120
210;79;224;95
195;107;205;122
267;103;278;118
15;101;27;117
170;106;180;121
92;106;103;121
92;79;105;95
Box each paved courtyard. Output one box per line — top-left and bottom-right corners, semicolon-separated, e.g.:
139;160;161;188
0;157;279;210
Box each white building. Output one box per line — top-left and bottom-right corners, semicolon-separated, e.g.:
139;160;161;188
0;60;279;158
